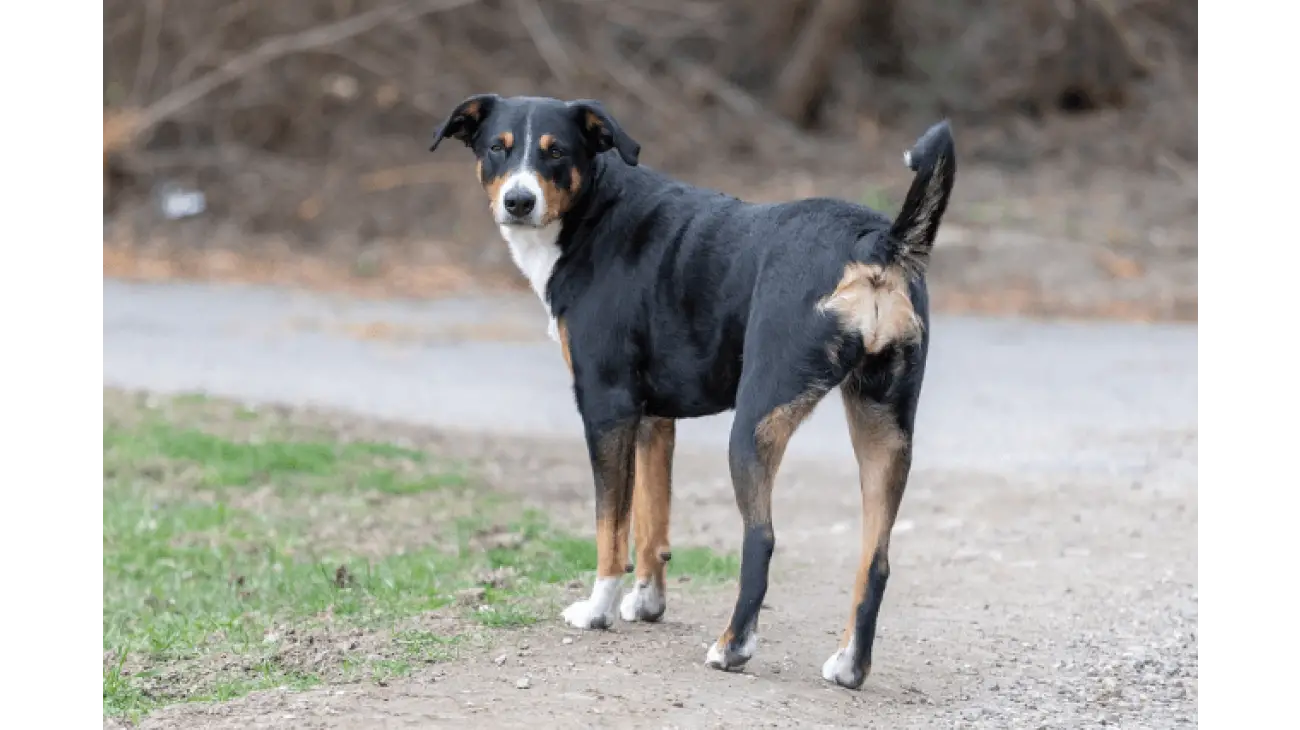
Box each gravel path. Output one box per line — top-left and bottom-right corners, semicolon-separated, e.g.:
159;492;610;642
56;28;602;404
104;279;1198;729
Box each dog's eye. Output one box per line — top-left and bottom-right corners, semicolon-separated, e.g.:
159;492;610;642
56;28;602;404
548;147;564;159
490;143;504;153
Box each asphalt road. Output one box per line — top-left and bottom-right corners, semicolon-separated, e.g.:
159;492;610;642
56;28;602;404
103;279;1195;483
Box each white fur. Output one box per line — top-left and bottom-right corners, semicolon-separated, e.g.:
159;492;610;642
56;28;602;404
704;631;758;669
619;579;665;622
493;108;563;341
821;637;859;685
562;576;622;630
498;222;562;341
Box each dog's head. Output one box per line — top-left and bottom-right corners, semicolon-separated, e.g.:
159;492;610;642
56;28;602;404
428;95;640;228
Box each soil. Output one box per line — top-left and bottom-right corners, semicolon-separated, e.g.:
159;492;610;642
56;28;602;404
111;417;1198;729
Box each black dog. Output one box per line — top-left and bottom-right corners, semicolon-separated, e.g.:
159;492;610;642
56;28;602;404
429;95;955;689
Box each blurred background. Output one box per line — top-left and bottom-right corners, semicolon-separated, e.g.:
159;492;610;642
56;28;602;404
103;0;1197;321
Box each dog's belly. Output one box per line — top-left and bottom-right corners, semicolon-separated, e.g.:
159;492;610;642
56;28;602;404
643;394;733;420
641;360;740;420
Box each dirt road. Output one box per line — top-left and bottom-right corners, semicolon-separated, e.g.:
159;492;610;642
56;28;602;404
104;280;1197;728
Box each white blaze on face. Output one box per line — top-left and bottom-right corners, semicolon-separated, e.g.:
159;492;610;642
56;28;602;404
492;108;548;228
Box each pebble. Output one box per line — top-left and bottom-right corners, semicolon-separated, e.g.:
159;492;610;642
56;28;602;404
516;676;531;689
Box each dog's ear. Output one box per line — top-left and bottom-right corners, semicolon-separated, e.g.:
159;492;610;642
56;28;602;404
429;94;499;152
567;99;640;166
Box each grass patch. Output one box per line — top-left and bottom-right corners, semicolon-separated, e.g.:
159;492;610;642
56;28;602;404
103;390;737;720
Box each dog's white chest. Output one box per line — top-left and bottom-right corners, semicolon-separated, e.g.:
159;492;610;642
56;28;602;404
499;222;562;341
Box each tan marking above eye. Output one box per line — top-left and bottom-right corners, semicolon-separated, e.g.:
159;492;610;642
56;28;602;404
493;131;513;150
539;134;565;158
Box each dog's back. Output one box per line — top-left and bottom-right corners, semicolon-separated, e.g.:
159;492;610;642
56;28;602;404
547;122;954;420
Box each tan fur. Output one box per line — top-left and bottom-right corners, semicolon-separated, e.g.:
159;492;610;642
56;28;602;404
497;131;514;149
557;319;573;375
483;174;507;211
584;111;603;133
536;171;579;226
539;133;556;151
594;426;637;579
596;517;628;578
837;396;909;652
817;263;923;353
747;388;825;524
632;418;675;592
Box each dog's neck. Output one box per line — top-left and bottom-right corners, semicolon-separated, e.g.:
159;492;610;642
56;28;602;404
496;154;629;342
499;222;563;342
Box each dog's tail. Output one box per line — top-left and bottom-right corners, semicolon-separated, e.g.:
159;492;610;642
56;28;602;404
887;119;956;276
819;121;956;353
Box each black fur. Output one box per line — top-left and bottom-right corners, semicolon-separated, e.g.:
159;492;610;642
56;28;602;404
429;94;957;686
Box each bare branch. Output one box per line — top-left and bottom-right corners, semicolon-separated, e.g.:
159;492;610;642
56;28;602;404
661;55;819;156
771;0;864;125
128;0;166;107
513;0;575;83
121;0;478;148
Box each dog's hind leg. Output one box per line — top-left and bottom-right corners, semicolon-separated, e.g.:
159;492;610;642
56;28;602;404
821;374;915;689
622;417;675;622
705;353;831;671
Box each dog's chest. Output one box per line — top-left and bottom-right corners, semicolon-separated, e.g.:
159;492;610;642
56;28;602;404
499;222;562;341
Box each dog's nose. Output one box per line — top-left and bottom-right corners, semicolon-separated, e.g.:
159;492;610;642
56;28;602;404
503;189;536;217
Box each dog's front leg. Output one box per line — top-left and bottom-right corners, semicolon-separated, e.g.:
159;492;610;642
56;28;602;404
562;407;639;630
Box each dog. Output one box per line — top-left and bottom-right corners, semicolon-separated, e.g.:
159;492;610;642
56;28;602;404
428;94;955;689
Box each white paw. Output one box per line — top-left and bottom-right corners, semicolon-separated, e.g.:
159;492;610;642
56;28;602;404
561;577;621;630
561;599;614;630
821;640;866;689
619;580;666;622
703;632;758;671
546;318;560;342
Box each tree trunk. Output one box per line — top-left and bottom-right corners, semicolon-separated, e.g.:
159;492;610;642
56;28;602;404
772;0;865;126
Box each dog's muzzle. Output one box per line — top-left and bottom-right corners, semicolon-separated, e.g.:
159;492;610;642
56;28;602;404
495;172;546;227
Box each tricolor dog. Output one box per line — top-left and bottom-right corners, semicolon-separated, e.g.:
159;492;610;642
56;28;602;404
428;94;956;689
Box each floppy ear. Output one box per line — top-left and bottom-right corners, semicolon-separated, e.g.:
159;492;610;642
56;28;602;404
429;94;499;152
567;99;640;166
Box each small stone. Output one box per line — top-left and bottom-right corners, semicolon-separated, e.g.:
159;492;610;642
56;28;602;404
516;676;531;689
562;637;574;645
494;654;507;666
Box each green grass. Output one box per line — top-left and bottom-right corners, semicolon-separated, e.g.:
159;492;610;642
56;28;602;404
103;391;737;720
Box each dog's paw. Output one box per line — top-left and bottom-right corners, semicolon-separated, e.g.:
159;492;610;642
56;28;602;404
561;599;615;630
619;580;666;623
704;633;757;672
821;644;867;690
